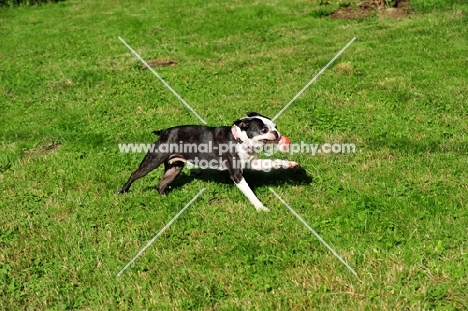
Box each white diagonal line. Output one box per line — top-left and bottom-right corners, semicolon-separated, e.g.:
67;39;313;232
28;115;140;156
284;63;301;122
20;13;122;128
117;188;206;277
272;37;356;122
118;36;207;125
269;188;358;277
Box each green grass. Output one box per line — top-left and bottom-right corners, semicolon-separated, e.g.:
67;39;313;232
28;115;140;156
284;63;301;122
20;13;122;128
1;0;468;309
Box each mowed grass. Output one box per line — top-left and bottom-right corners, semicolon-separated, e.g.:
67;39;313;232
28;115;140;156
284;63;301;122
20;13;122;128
1;0;467;309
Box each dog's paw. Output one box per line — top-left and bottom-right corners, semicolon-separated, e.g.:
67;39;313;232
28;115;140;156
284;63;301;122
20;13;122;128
287;161;298;168
256;205;270;212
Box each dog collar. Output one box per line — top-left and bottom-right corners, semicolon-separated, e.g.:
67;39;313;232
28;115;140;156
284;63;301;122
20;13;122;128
231;125;252;152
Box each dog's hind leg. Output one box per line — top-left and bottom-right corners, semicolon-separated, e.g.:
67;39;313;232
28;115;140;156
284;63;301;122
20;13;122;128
156;160;185;195
119;151;168;193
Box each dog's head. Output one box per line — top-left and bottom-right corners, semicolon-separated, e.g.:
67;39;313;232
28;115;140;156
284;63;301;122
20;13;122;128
232;112;290;151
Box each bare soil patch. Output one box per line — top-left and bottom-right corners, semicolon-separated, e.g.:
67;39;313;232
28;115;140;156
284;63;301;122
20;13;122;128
142;59;178;70
22;141;60;157
330;0;412;20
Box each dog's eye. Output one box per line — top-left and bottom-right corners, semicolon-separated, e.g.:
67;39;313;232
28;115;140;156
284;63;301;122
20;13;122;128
261;127;269;134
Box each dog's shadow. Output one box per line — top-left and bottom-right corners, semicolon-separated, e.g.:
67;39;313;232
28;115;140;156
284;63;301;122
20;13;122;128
145;166;313;194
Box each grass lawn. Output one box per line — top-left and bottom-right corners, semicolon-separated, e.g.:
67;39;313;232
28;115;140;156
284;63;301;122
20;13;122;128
1;0;467;309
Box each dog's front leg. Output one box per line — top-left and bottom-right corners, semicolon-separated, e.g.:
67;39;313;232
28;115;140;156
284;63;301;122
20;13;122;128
250;159;298;170
227;159;269;212
235;178;270;212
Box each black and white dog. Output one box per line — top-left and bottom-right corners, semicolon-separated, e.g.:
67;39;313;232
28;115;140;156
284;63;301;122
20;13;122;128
119;112;297;212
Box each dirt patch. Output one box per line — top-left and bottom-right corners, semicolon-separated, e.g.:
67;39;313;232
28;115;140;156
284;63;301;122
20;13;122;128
330;0;412;20
142;59;178;70
22;141;60;157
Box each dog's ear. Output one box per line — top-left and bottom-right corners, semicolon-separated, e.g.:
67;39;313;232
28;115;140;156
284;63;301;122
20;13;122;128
247;112;271;120
234;119;250;130
247;112;260;117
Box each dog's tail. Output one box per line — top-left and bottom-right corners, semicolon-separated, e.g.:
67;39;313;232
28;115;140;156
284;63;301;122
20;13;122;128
152;130;162;136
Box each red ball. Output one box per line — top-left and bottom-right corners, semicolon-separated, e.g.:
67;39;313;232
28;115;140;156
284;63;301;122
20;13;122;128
278;135;291;151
